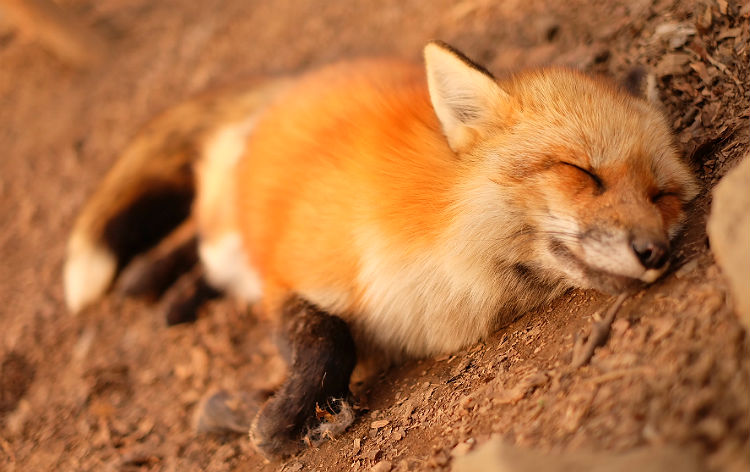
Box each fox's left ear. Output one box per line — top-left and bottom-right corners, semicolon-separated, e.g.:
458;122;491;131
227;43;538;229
424;41;509;153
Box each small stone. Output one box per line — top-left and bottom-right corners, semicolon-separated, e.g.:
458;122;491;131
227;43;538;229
371;419;390;429
459;394;476;410
120;448;161;467
612;318;630;335
429;451;450;467
283;462;303;472
649;317;676;343
370;460;392;472
451;441;474;457
695;417;727;442
364;448;381;461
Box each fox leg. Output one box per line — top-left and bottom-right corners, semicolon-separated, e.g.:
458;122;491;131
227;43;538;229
251;297;357;458
160;265;221;325
113;217;220;324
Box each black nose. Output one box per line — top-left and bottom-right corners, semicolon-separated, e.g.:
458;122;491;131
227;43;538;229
631;237;670;269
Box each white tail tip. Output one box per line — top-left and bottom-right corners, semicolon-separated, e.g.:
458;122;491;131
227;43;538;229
63;235;117;313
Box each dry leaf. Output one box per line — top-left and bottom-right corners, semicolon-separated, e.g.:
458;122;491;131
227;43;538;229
690;62;712;84
655;53;691;77
654;22;696;49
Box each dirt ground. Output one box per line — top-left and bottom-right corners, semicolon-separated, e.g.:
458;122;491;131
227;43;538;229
0;0;748;471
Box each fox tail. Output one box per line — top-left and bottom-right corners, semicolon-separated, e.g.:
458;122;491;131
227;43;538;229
64;82;277;313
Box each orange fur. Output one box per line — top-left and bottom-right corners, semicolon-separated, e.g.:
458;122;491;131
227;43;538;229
236;60;455;316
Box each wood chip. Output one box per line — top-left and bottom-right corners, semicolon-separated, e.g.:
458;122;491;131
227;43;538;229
283;462;303;472
370;419;390;429
491;372;548;405
717;0;728;15
689;62;713;84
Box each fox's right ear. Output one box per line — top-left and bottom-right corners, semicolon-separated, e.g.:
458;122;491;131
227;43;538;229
424;41;509;153
622;66;661;107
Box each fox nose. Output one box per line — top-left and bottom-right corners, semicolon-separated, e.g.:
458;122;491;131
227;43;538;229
631;236;669;269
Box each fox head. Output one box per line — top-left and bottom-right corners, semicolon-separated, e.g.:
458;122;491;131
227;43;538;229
424;41;699;293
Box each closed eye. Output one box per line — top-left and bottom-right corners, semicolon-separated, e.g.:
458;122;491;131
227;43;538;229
651;191;680;203
560;162;604;191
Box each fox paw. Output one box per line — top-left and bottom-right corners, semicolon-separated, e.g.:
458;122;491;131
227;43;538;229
305;399;355;446
250;398;356;459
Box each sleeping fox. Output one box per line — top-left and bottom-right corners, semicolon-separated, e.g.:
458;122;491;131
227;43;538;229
63;41;698;457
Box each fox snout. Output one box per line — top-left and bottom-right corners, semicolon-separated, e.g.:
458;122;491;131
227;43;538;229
630;233;669;270
541;189;678;293
549;225;670;293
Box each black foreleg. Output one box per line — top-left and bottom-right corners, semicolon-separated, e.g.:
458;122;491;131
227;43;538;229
251;297;356;458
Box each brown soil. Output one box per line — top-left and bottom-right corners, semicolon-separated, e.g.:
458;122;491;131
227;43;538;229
1;1;748;471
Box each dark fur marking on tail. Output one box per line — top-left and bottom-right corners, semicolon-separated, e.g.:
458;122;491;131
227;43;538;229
103;185;194;270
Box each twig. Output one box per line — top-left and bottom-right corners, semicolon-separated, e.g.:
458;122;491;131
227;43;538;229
588;366;655;385
571;293;629;369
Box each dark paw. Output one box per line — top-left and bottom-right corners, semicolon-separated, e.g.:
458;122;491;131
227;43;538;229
250;398;305;458
116;234;199;299
161;267;220;325
304;399;355;445
249;297;358;459
250;397;355;458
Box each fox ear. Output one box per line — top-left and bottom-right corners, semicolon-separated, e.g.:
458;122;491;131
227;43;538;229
424;41;508;153
622;66;661;106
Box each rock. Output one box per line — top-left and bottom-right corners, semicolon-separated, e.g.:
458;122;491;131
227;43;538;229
370;460;392;472
707;155;750;331
453;438;705;472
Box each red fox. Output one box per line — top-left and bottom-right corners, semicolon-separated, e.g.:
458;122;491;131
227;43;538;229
64;41;698;457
